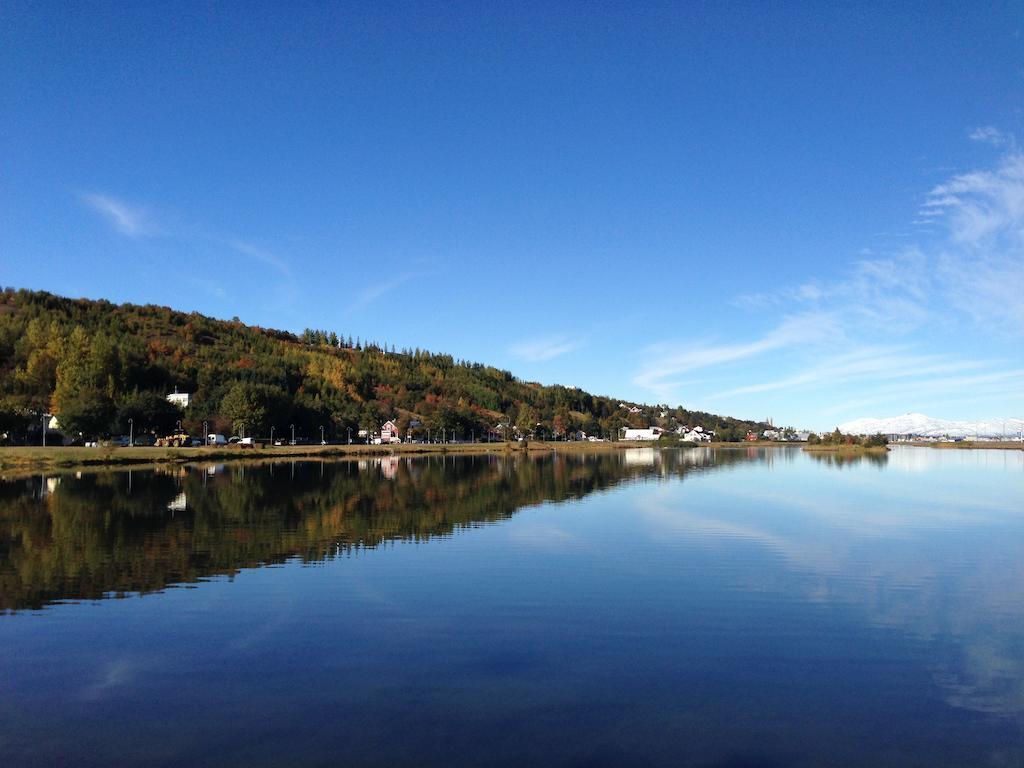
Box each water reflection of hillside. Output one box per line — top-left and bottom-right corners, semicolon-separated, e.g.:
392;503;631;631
0;448;748;612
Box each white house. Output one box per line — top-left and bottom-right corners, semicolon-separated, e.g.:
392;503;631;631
622;426;664;441
166;388;191;409
680;426;713;442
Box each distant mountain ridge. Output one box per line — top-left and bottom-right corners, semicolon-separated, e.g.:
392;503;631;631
838;412;1024;438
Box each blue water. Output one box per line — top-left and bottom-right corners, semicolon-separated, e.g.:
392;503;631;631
0;446;1022;766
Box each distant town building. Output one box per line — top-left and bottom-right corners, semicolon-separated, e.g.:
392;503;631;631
622;427;664;441
166;388;191;409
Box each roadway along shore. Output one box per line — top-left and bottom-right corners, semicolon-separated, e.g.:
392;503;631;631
0;439;797;475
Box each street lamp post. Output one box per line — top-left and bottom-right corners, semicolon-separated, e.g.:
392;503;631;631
290;424;295;445
347;427;351;444
128;417;134;447
42;413;49;447
270;426;275;446
320;425;324;445
203;420;208;446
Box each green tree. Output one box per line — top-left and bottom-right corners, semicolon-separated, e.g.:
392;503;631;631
115;391;181;436
220;382;288;437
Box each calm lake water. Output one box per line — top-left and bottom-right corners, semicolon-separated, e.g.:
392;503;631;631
1;446;1022;767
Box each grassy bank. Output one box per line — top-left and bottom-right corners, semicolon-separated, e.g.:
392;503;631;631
0;439;654;475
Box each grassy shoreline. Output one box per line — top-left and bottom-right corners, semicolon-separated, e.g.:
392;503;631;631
0;440;653;475
4;438;1018;476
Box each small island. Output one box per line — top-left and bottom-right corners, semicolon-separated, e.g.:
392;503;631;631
803;429;890;453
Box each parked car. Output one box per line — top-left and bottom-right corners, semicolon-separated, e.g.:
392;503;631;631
239;437;255;449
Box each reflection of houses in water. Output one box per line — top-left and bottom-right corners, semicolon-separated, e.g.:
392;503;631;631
205;464;226;476
167;492;188;512
623;448;659;467
381;457;400;480
38;476;61;498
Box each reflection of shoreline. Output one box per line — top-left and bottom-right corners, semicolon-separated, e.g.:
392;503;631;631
0;449;742;612
804;449;889;468
0;441;681;477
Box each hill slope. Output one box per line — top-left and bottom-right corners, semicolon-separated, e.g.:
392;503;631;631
0;289;765;442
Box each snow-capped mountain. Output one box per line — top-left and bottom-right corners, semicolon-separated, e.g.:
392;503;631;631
837;413;1024;438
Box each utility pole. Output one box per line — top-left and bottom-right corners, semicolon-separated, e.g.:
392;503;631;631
129;417;134;447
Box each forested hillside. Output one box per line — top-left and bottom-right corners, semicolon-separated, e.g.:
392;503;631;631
0;289;765;443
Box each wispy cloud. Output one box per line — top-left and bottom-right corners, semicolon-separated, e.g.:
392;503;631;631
822;368;1024;417
80;192;154;237
78;190;302;306
349;272;419;313
641;138;1024;419
968;126;1013;148
509;334;584;362
923;150;1024;333
633;313;836;401
712;347;992;400
227;239;292;278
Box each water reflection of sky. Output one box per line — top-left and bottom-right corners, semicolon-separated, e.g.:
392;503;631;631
0;447;1022;767
631;447;1024;722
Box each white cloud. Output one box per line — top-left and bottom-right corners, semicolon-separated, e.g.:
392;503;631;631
509;334;584;362
80;192;154;237
968;126;1012;147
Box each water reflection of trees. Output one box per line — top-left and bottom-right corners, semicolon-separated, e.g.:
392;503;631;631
804;450;889;469
0;448;749;611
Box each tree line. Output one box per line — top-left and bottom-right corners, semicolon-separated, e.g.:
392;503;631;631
0;289;769;443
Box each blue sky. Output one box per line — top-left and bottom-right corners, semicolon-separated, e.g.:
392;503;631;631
2;1;1022;429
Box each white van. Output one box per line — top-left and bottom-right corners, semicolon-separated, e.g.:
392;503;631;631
208;434;228;446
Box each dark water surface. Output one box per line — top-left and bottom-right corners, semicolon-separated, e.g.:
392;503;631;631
1;446;1022;767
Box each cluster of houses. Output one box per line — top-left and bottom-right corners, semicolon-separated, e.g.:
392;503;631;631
156;392;812;447
621;425;715;442
760;428;811;442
